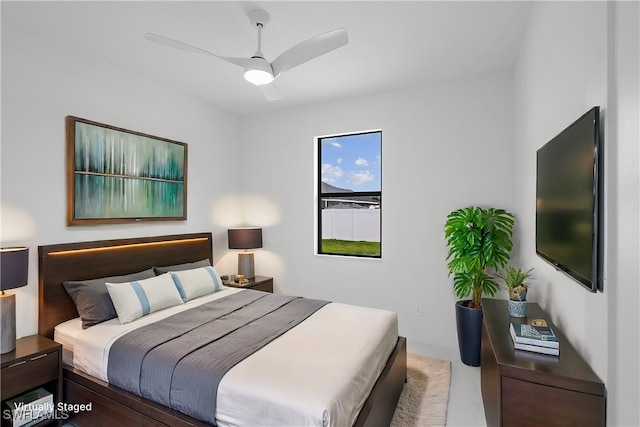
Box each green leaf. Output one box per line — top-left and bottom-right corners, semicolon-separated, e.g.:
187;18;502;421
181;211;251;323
444;206;515;305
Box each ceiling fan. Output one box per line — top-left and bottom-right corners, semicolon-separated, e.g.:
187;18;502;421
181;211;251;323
145;9;348;101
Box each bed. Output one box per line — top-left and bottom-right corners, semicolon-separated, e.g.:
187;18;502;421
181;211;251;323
38;233;407;427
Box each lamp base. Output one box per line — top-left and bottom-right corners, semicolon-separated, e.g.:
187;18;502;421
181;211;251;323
238;252;255;279
1;292;16;354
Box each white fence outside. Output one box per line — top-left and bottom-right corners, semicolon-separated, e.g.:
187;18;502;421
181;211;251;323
322;208;380;242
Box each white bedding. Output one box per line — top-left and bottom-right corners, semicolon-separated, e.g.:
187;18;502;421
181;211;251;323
54;288;398;427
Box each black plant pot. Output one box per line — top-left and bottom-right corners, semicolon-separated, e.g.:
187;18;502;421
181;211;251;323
455;300;484;367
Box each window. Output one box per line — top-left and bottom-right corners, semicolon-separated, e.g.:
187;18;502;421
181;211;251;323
317;130;381;258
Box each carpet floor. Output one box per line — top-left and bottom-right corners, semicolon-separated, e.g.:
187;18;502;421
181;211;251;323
390;352;452;427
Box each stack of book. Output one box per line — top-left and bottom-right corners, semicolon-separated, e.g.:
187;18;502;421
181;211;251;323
510;322;559;356
5;387;54;427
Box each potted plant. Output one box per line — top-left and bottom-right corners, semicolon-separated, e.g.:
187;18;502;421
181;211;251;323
445;206;515;366
499;266;533;317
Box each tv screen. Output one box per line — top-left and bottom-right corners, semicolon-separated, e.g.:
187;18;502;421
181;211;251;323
536;107;602;292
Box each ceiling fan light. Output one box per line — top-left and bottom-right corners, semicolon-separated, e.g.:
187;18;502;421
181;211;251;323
243;69;274;86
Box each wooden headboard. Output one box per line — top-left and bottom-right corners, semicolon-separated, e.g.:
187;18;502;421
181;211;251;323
38;232;213;338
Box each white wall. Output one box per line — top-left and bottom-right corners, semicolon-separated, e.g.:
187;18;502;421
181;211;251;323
240;71;516;353
514;2;639;425
607;2;640;424
1;19;243;338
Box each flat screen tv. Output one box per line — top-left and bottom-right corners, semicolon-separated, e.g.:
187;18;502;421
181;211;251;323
536;106;602;292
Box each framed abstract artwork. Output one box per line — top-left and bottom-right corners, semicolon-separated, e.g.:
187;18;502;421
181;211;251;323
66;116;188;225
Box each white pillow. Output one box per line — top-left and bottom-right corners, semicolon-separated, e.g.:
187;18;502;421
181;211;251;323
106;273;184;324
170;266;224;302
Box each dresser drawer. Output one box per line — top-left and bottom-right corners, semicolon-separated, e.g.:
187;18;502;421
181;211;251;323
1;349;59;400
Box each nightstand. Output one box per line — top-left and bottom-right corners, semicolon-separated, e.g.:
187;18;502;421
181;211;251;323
1;335;62;426
225;276;273;293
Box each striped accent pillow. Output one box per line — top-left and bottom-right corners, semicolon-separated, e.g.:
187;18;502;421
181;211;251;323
170;266;224;302
106;273;184;324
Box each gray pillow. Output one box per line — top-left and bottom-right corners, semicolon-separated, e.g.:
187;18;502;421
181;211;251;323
153;259;211;275
63;268;156;329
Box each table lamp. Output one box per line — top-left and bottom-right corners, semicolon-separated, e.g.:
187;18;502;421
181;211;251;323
228;228;263;279
1;247;28;354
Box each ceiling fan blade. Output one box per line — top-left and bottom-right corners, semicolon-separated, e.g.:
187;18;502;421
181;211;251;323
258;81;283;102
145;33;218;56
271;28;348;78
144;33;257;69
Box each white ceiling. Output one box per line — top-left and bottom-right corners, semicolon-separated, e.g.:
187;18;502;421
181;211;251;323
4;1;533;116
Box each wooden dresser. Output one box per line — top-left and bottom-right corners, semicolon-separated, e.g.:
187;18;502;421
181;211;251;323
481;298;606;427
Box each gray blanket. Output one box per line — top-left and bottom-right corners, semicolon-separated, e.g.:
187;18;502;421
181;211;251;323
107;290;329;425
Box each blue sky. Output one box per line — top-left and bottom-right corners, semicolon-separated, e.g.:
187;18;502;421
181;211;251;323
320;131;381;192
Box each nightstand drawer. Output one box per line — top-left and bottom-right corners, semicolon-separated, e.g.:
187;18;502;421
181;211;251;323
225;276;273;293
251;281;273;293
1;349;59;400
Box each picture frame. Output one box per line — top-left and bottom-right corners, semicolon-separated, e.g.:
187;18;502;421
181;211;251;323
66;116;188;225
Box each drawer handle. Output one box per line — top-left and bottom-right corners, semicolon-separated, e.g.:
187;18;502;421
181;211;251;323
30;353;48;361
7;360;27;368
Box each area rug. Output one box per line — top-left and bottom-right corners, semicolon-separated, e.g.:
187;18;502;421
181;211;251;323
390;352;452;427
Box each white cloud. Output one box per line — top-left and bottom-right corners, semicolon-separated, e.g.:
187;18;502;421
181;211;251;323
348;170;375;185
337;158;343;164
321;163;344;184
330;142;342;148
355;157;368;166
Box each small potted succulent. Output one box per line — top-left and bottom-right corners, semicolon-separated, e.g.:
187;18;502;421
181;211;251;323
499;266;533;317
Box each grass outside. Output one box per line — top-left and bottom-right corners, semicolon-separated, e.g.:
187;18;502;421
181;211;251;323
321;239;381;257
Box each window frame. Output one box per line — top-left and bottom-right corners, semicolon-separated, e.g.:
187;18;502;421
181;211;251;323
316;130;382;258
